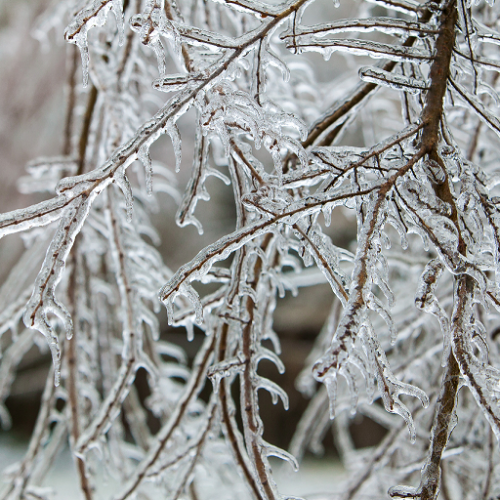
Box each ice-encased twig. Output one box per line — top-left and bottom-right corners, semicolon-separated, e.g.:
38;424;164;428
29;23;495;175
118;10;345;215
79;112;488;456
114;333;216;500
23;195;96;386
452;275;500;444
75;191;145;457
0;367;59;500
64;0;125;87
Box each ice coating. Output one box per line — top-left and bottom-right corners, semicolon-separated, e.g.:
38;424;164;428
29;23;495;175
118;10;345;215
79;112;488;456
359;66;429;94
64;0;125;87
23;196;94;385
415;259;451;365
165;119;183;173
2;0;500;498
364;328;429;443
284;37;434;62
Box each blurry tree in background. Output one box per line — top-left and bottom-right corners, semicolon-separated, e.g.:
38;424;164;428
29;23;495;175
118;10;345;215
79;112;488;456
1;0;500;499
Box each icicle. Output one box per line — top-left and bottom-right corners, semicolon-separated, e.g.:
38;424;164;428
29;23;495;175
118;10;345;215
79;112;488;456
208;356;245;393
111;0;125;46
365;291;395;342
75;34;90;88
255;347;285;374
151;40;167;77
180;285;204;325
165;119;182;173
257;377;289;410
156;340;187;364
114;169;134;221
138;145;153;196
323;374;338;419
175;131;208;235
264;46;291;83
162;284;204;329
0;403;11;431
139;303;160;341
23;196;93;386
185;319;195;342
364;330;429;443
373;257;394;305
65;0;126;86
322;204;332;227
264;443;299;471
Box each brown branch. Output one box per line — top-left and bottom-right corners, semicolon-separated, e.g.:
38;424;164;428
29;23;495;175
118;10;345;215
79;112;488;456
302;9;433;149
66;240;94;500
63;46;79;156
416;351;460;500
390;5;463;500
420;1;458;155
218;320;265;500
65;0;117;40
77;84;99;175
115;333;216;500
238;236;278;500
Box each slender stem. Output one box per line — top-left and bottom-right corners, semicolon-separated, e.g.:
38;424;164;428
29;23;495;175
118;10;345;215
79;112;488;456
114;334;216;500
239;236;278;500
218;321;265;500
302;9;433;149
66;241;93;500
77;84;99;175
63;46;79;156
417;351;460;500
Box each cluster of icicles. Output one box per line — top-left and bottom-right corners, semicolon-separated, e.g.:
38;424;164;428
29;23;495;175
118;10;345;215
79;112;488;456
1;0;500;499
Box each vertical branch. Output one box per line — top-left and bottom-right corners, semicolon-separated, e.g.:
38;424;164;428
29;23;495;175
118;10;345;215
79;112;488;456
218;319;266;500
421;0;458;155
415;352;460;500
63;46;79;156
482;428;494;499
66;241;94;500
224;154;279;499
75;190;139;457
395;4;464;499
77;84;99;175
238;237;279;500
